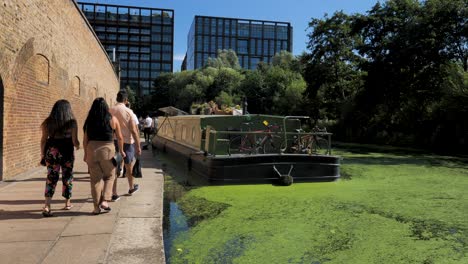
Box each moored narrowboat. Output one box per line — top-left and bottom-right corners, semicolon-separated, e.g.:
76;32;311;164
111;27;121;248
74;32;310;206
152;113;340;185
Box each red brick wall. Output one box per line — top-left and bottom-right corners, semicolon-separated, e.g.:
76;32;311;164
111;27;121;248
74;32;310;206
0;0;119;180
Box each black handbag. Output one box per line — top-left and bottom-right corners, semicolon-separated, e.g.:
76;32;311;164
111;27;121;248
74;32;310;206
132;156;142;178
40;140;50;166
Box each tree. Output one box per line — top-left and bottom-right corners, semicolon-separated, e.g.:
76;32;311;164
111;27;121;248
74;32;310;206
304;11;363;121
206;49;241;69
302;0;468;151
207;67;244;102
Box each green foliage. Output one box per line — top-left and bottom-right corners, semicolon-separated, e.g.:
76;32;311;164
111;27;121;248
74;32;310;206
123;84;135;105
169;149;468;264
207;67;244;100
206;49;241;69
149;50;306;115
214;91;238;108
303;0;468;152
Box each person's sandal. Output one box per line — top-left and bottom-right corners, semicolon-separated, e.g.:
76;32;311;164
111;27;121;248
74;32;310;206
62;204;73;210
42;207;53;217
100;204;111;212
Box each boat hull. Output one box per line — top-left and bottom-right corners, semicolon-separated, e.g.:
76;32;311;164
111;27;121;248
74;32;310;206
153;136;340;184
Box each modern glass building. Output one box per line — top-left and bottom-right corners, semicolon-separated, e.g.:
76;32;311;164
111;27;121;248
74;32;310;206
184;16;292;70
78;2;174;96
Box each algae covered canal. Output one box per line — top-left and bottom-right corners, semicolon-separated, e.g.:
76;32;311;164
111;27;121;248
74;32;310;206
160;147;468;264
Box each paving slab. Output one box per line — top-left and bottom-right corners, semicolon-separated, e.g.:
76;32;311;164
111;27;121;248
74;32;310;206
106;217;164;264
61;214;116;237
0;218;69;242
42;234;111;264
0;241;53;264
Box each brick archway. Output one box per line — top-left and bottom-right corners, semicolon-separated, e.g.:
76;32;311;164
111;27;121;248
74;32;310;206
0;75;3;181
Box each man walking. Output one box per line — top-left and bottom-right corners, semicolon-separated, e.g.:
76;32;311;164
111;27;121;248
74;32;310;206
110;91;141;199
143;114;153;143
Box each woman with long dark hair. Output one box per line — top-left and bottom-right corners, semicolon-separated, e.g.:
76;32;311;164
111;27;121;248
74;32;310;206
83;97;125;215
40;99;80;217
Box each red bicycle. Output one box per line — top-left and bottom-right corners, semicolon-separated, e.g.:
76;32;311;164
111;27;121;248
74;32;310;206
228;121;284;155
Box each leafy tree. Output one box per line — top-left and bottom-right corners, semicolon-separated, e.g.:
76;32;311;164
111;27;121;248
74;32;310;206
303;0;468;151
207;67;244;101
215;91;238;108
150;73;173;110
304;11;363;121
206;49;241;69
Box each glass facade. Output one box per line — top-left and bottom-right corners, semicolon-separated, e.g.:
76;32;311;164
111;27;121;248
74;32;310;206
78;2;174;96
184;16;292;70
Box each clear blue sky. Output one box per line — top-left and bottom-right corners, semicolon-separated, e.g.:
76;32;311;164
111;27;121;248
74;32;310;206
92;0;381;71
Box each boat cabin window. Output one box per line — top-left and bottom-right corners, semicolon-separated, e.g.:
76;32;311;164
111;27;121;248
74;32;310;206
191;126;196;141
181;125;187;141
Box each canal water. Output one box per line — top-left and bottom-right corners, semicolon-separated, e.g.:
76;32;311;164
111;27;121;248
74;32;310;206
153;150;202;264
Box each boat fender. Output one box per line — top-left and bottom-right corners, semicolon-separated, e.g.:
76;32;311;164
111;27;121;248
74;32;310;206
273;165;294;186
279;175;293;186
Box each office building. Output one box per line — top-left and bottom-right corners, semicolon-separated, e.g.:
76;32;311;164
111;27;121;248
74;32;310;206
79;2;174;95
184;15;292;70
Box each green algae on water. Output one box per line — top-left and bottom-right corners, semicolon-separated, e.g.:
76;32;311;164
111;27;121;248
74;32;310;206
169;148;468;264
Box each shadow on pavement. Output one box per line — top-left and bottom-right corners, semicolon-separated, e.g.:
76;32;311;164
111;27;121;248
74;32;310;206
0;209;97;220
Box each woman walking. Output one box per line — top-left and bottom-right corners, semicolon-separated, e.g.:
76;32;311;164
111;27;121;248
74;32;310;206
83;98;125;215
40;99;80;217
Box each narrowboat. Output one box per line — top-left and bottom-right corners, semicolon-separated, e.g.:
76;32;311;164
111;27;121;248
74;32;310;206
152;113;340;185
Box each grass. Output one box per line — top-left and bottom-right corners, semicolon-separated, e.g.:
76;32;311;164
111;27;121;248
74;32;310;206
168;148;468;264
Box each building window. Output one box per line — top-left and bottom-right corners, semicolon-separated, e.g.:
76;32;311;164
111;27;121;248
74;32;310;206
162;63;171;71
238;23;249;37
162;53;171;61
237;39;248;54
251;24;262;38
129;70;138;78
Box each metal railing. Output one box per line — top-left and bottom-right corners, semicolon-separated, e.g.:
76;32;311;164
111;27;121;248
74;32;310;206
204;126;332;156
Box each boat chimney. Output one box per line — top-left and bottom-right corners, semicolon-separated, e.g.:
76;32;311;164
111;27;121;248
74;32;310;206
242;97;248;115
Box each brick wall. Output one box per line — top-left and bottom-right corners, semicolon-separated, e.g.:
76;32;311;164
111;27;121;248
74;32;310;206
0;0;120;180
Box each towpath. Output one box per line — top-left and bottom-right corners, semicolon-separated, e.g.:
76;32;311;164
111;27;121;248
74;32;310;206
0;143;165;264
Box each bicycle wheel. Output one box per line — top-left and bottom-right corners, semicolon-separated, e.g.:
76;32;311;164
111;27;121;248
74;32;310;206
313;137;329;155
228;136;255;155
298;136;313;154
261;135;283;154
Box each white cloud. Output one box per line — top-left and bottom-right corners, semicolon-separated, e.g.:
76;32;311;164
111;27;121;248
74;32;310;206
173;54;185;61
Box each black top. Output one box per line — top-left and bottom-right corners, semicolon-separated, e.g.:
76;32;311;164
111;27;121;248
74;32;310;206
48;120;77;139
85;119;113;141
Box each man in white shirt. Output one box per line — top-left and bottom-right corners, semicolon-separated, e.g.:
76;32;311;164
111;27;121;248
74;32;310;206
109;91;141;200
143;114;153;143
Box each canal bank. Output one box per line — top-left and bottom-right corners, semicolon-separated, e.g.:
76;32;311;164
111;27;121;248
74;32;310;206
0;143;165;264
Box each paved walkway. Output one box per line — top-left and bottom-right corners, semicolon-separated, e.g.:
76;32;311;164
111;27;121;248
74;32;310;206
0;144;165;264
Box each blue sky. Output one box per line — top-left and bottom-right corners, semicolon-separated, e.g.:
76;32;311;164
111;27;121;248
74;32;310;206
93;0;381;71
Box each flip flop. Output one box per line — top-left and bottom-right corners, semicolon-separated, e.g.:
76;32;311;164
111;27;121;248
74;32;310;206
42;207;53;217
100;204;111;211
63;205;73;210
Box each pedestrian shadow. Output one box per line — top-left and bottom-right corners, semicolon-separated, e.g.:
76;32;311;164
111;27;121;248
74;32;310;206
0;198;93;220
0;198;89;206
0;208;97;220
73;171;90;175
4;177;45;183
4;174;91;183
73;176;91;182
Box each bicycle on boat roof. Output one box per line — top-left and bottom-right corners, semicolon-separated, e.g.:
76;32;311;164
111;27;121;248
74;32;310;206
289;126;329;155
228;120;284;155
